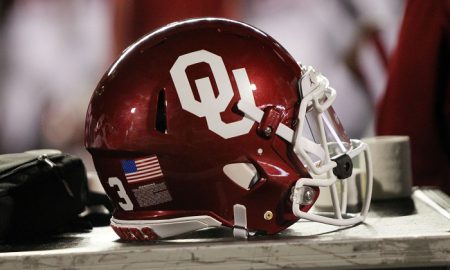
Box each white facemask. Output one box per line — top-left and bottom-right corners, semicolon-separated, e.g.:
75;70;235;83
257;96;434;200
237;65;373;226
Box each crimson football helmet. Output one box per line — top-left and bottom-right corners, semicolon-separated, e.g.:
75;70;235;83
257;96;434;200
85;18;373;240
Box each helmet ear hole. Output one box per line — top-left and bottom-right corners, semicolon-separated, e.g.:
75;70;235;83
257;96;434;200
223;163;259;190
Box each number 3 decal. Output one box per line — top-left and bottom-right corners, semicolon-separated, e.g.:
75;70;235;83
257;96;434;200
170;49;257;139
108;177;134;211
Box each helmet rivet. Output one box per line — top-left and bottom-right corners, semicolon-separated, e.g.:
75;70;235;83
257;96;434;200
264;211;273;220
257;148;263;155
303;189;315;205
263;127;272;137
291;186;316;205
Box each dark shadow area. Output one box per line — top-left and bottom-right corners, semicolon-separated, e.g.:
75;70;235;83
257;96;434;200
0;234;89;253
370;197;417;217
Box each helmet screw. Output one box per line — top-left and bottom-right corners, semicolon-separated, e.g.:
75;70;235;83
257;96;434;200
263;126;272;137
264;211;273;220
303;189;315;205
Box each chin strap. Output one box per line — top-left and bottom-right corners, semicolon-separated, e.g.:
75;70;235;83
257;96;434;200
233;204;248;239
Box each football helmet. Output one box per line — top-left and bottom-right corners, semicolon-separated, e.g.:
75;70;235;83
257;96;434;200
85;18;372;240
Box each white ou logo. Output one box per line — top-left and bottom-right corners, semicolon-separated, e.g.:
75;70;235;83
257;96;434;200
170;50;256;139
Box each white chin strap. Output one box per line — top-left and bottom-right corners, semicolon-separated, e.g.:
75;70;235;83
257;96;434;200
236;65;373;227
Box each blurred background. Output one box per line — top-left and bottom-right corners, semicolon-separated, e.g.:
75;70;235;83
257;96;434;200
0;0;405;167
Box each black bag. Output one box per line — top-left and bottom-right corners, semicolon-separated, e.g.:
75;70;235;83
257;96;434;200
0;150;88;240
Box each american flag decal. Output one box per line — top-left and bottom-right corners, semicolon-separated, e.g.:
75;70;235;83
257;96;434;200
121;156;163;183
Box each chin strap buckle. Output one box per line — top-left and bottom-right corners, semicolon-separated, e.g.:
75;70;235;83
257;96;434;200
233;204;248;239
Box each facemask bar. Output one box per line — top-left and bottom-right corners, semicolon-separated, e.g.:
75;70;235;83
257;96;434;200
292;140;373;225
236;65;373;227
